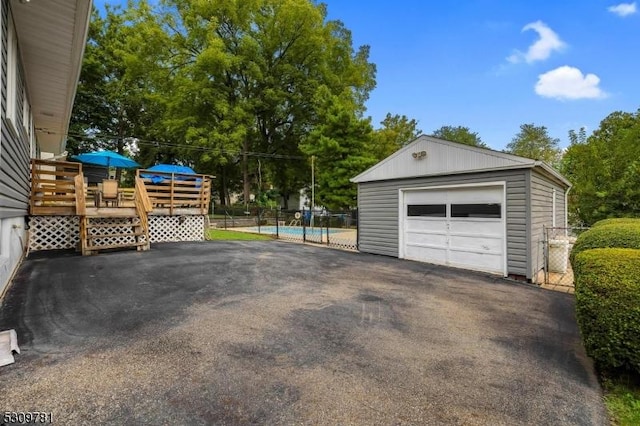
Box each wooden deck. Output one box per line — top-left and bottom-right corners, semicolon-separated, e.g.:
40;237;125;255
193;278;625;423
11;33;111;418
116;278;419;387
30;159;212;217
29;159;212;255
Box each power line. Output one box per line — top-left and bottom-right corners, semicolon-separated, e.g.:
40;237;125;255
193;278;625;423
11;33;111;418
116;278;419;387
48;129;307;160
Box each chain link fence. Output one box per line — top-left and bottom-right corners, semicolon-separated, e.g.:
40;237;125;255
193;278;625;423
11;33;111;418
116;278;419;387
541;226;589;289
210;206;358;251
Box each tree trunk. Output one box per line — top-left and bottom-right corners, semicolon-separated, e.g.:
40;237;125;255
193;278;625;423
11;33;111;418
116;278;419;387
242;139;250;203
218;165;228;206
116;116;125;182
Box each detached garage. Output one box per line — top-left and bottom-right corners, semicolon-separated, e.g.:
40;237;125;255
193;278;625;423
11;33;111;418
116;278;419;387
351;136;571;282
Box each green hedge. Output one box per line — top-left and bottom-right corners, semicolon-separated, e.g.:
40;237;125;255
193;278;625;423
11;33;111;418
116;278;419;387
570;222;640;263
591;218;640;228
573;248;640;373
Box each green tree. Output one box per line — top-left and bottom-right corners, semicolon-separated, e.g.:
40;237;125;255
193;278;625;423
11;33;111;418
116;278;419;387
300;87;376;210
68;5;160;160
369;113;422;160
125;0;376;205
431;125;487;148
563;110;640;225
505;123;561;165
568;127;587;145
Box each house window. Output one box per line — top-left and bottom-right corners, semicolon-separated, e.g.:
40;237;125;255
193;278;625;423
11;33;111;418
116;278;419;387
451;203;501;218
6;12;19;131
407;204;446;217
23;87;31;136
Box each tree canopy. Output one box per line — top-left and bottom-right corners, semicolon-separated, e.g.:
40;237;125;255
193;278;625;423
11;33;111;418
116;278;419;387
300;87;376;210
68;6;152;157
431;125;486;148
69;0;376;207
505;123;561;166
368;113;422;161
562;110;640;225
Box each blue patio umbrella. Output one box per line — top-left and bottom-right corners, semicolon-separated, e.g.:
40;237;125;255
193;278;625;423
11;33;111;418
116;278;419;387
71;150;140;169
142;164;199;184
146;164;197;175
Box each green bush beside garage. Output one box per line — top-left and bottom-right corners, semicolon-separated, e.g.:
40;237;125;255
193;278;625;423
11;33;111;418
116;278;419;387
570;220;640;264
573;248;640;373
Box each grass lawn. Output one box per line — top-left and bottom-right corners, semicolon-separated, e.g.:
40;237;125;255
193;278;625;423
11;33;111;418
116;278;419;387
604;378;640;425
206;228;273;241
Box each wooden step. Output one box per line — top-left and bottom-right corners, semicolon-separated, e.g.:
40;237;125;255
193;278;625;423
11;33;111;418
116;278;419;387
85;207;138;217
86;222;139;228
85;241;147;252
87;231;145;239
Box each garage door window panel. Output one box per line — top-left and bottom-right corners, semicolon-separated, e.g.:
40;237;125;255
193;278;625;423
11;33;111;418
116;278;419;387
407;204;446;217
451;203;501;218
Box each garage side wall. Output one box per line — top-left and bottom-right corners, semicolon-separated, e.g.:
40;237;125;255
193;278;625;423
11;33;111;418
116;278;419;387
358;170;528;277
529;169;567;281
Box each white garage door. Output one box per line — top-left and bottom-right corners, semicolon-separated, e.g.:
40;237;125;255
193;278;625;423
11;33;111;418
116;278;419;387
401;185;505;275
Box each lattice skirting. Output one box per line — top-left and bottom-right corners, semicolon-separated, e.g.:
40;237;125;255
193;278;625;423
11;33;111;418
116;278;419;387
29;215;205;252
29;216;80;251
149;215;205;243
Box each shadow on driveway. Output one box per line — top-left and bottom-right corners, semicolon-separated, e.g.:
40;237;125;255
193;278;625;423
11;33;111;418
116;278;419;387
0;241;607;424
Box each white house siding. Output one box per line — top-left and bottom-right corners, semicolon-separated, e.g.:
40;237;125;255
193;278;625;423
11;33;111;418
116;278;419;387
358;169;529;277
529;169;568;281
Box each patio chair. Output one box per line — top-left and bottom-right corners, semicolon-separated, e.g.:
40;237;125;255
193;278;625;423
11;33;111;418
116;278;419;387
101;179;121;207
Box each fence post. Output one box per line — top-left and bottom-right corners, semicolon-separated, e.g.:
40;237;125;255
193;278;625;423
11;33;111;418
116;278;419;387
326;212;330;245
302;208;306;243
257;207;261;234
224;209;227;230
543;225;548;285
276;208;279;239
355;208;359;250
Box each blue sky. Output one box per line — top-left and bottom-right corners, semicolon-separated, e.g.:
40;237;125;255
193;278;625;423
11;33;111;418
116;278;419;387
94;1;640;150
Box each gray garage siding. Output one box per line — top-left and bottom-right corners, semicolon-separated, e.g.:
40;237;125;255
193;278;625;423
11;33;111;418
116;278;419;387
358;169;529;277
0;1;31;219
529;169;567;280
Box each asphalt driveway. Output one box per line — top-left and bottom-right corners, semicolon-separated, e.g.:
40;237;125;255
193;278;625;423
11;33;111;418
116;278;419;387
0;242;607;425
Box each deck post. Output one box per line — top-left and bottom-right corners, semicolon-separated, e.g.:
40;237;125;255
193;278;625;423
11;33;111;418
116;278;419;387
170;173;175;216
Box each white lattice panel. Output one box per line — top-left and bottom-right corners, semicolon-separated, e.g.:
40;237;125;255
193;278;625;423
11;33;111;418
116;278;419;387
328;229;358;251
149;215;205;242
328;236;358;251
29;216;80;251
87;217;143;248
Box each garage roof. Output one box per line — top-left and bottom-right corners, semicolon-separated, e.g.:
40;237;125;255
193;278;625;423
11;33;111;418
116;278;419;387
11;0;92;155
352;135;571;187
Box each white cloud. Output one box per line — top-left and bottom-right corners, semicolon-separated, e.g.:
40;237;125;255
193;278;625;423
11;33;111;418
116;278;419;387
608;2;637;17
507;21;566;64
535;66;607;100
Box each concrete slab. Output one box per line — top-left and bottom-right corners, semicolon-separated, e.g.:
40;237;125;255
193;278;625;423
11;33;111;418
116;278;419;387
0;242;607;424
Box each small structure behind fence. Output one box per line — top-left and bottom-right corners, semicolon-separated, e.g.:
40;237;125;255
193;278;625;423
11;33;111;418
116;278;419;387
211;206;358;251
540;226;588;291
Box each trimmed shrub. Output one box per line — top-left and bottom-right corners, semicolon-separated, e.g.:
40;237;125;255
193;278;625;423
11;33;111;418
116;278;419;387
570;222;640;263
573;248;640;373
592;218;640;228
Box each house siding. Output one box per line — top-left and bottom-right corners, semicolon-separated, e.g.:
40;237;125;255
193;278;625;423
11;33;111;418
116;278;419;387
358;169;529;277
0;1;30;297
529;169;567;281
0;1;30;219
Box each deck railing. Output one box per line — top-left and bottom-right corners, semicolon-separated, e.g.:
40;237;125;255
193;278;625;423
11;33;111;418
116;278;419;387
134;176;153;250
136;169;212;215
30;159;84;215
30;159;212;216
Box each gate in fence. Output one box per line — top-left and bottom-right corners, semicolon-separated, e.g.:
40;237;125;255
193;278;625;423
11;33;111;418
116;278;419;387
541;226;588;289
213;207;358;251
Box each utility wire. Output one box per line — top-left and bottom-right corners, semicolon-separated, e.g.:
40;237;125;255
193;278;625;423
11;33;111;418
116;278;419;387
46;129;307;160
